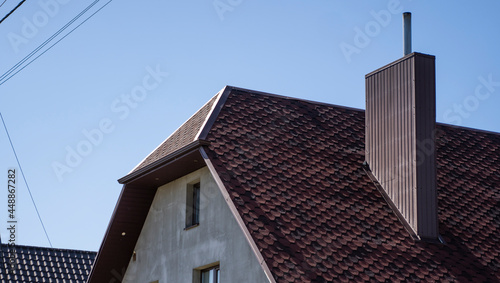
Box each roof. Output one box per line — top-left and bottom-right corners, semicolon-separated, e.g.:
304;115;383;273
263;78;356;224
0;243;96;282
89;86;500;282
131;93;220;172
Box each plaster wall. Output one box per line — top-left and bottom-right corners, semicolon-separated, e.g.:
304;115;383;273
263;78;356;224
122;167;270;283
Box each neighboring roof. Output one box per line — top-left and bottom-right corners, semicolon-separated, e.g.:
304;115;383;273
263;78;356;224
89;86;500;282
0;243;96;282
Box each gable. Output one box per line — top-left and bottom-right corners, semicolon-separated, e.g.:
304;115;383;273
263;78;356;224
122;167;270;283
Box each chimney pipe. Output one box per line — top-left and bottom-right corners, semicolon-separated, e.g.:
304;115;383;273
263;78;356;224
403;12;412;55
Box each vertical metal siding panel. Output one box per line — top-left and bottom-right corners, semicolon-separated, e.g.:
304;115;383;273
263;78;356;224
410;56;417;231
390;64;396;204
366;77;370;166
393;63;399;208
405;57;410;229
399;58;404;226
377;71;382;183
400;59;407;223
400;59;405;220
388;65;393;199
397;62;406;217
380;69;385;189
407;58;413;226
405;58;411;225
416;56;427;236
383;67;389;197
415;55;424;235
430;57;437;238
366;53;437;240
415;55;437;238
416;55;423;235
396;61;402;213
431;56;437;237
384;68;388;194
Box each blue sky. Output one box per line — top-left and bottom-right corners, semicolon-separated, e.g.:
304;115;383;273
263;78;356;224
0;1;499;251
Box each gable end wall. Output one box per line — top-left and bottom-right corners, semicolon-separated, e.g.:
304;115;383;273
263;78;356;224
122;167;270;283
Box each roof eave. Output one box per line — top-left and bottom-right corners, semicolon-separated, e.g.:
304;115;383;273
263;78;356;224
118;139;210;185
88;140;210;283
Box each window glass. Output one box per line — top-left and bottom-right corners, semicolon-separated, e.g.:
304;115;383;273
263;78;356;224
186;182;200;227
201;266;220;283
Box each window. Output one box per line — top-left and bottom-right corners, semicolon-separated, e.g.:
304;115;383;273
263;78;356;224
201;265;220;283
186;182;200;228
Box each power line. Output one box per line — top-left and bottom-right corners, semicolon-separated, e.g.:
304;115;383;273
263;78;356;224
0;0;105;84
0;0;25;25
0;0;102;83
0;112;53;248
0;0;113;86
0;0;8;9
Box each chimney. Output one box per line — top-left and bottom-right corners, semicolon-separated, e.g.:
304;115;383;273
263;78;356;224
365;14;438;241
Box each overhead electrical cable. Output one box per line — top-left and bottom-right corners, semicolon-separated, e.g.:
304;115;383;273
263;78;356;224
0;0;8;9
0;0;26;25
0;0;113;86
0;112;53;248
0;0;102;84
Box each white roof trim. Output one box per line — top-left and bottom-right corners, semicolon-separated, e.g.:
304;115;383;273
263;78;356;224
194;86;226;140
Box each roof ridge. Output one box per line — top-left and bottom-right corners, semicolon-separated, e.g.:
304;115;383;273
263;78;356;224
196;85;233;140
194;86;227;140
437;121;500;135
227;85;366;113
230;86;499;135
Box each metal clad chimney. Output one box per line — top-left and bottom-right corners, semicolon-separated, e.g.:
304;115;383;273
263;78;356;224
366;53;438;242
365;13;439;242
403;12;412;55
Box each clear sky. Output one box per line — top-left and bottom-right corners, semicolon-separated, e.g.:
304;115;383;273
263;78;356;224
0;1;499;252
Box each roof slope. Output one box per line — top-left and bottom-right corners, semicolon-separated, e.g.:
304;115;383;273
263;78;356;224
0;243;96;282
203;88;500;282
132;93;219;172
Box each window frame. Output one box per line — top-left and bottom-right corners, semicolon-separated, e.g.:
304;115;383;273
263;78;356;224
200;265;220;283
185;181;201;229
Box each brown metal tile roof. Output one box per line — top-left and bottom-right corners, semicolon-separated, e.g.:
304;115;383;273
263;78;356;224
203;88;500;282
89;86;500;282
0;243;96;282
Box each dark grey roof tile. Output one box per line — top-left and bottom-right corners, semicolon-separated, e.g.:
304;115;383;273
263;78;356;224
0;244;95;282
